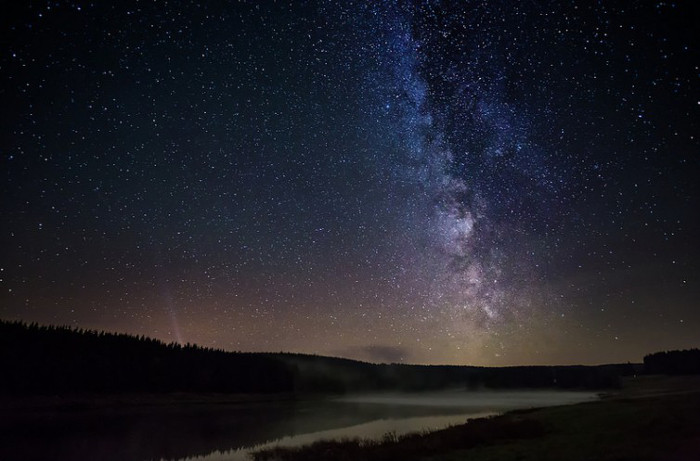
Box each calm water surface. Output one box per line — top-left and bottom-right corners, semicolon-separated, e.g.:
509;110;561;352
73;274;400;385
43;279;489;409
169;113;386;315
3;391;596;461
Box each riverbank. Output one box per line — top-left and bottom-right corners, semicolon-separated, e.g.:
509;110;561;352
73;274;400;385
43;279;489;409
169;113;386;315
253;375;700;461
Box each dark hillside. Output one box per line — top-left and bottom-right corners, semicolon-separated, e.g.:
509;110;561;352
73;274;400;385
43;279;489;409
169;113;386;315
270;352;634;393
1;320;639;396
644;349;700;375
0;320;294;394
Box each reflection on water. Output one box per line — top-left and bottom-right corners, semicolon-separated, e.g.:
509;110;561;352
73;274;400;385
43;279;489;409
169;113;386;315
0;391;596;461
189;412;496;461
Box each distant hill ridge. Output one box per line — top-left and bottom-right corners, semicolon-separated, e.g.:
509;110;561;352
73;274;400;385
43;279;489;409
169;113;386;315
0;320;654;395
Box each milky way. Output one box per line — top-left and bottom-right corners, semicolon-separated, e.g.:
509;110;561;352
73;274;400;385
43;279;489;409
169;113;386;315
1;1;698;365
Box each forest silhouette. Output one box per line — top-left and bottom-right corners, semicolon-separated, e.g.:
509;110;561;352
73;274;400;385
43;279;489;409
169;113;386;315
643;348;700;375
2;320;694;396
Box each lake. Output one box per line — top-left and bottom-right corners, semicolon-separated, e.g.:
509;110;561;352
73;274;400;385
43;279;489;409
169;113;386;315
1;390;597;461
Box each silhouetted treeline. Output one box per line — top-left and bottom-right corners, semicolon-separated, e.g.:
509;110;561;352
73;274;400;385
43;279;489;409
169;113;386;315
0;320;637;395
270;353;635;393
644;349;700;375
0;320;294;394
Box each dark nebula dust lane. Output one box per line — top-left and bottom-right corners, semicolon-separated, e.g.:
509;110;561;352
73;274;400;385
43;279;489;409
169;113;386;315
1;1;698;365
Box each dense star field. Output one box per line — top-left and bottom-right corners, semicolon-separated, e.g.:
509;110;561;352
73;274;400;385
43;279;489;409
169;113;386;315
1;1;698;365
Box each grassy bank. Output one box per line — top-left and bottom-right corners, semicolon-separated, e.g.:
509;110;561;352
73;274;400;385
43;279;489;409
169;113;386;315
254;376;700;461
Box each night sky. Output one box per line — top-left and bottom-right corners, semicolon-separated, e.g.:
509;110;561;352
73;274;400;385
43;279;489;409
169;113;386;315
2;1;698;366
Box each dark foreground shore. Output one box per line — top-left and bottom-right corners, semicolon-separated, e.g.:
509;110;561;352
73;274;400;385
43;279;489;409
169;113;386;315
254;376;700;461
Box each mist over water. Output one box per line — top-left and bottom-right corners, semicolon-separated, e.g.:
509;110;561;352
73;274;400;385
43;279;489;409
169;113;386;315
336;390;599;409
2;390;596;461
189;390;597;461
